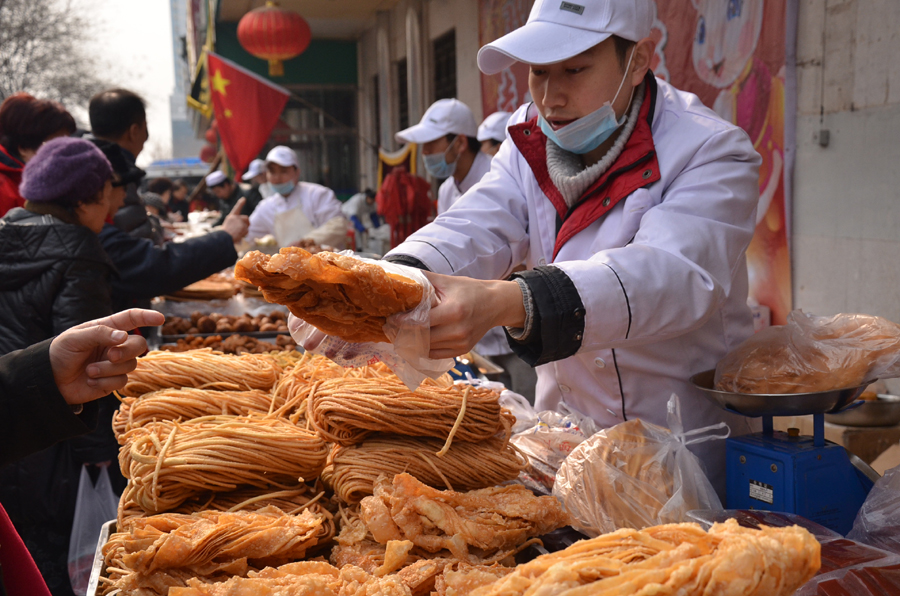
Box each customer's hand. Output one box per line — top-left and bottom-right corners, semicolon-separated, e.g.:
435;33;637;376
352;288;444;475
49;309;166;405
222;197;250;242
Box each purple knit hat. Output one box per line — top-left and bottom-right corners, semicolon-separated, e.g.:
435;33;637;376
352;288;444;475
20;137;113;205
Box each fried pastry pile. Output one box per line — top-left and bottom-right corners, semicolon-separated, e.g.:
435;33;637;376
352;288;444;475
235;248;424;343
467;519;821;596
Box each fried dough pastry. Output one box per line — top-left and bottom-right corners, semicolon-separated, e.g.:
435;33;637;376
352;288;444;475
715;312;900;394
353;473;568;562
467;519;821;596
235;248;424;343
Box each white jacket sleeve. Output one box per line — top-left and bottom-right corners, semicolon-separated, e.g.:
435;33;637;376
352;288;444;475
555;126;761;353
386;138;532;281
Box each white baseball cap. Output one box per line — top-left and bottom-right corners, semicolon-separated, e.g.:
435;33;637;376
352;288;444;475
395;99;478;145
205;170;227;187
477;111;513;143
241;158;266;181
477;0;653;75
265;145;299;168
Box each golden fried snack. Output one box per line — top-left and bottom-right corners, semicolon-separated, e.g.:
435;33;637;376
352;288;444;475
234;248;424;343
322;436;524;504
467;519;820;596
555;418;681;534
433;563;514;596
121;349;282;397
353;473;568;562
715;312;900;394
118;415;328;514
308;376;514;447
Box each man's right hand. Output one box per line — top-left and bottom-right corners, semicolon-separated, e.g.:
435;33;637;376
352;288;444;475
222;197;250;242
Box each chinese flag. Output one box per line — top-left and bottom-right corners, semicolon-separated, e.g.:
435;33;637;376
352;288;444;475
206;52;290;176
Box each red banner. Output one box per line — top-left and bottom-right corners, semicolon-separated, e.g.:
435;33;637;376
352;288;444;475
206;52;290;176
478;0;533;118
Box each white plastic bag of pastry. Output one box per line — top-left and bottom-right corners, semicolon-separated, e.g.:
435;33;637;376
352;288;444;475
554;394;726;536
715;311;900;394
289;256;454;390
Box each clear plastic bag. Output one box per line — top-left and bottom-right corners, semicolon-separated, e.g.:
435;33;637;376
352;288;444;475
847;464;900;554
68;465;118;595
502;393;599;495
554;394;726;536
715;311;900;394
289;255;453;390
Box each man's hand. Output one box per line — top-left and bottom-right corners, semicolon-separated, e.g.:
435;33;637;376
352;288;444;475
222;197;250;242
424;271;526;360
49;309;166;405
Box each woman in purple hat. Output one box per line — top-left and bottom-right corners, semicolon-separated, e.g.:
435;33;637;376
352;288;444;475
0;136;118;596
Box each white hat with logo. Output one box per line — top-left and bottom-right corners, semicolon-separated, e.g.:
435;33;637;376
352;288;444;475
241;158;266;181
265;145;300;169
477;0;653;75
395;98;478;145
477;111;513;143
205;170;227;187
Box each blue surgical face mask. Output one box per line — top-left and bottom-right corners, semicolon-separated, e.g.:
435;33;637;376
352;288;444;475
271;181;295;196
423;137;460;179
538;46;637;154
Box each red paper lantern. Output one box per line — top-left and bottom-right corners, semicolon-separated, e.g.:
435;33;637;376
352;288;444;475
238;1;311;77
204;126;217;144
199;144;217;163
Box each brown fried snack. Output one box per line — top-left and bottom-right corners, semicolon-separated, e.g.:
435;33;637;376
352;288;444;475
235;248;424;343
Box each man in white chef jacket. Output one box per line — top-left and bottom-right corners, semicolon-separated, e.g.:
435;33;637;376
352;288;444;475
396;99;493;216
477;111;513;157
247;146;347;249
384;0;762;497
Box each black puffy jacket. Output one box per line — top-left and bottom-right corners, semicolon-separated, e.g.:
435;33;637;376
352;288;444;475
0;207;116;596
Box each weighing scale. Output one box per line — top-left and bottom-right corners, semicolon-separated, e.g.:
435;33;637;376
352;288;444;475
691;370;880;535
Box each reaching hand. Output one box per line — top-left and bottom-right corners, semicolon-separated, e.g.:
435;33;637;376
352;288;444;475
49;309;166;405
222;197;250;242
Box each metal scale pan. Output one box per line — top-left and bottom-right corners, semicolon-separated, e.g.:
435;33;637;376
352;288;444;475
689;369;868;418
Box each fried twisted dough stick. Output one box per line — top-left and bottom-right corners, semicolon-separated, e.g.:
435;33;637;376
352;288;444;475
467;519;821;596
119;415;328;514
121;349;282;397
235;248;424;343
113;388;301;438
308;377;514;447
321;435;524;504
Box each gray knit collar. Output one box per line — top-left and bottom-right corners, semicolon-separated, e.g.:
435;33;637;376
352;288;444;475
546;82;646;208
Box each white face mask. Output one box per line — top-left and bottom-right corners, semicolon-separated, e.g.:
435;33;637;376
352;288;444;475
538;46;637;154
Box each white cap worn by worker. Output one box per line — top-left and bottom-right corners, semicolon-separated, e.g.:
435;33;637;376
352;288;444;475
205;170;227;187
265;145;300;169
241;158;266;181
477;111;513;143
395;98;478;145
477;0;653;75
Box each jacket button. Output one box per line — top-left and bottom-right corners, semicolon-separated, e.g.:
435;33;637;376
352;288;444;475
538;257;547;266
643;169;653;179
573;309;584;318
523;128;531;136
594;357;606;369
559;384;571;393
602;197;611;207
574;333;582;341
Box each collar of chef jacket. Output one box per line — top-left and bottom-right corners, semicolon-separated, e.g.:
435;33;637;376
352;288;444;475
508;71;661;260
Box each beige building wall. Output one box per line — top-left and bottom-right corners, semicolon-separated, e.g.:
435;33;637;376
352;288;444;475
792;0;900;328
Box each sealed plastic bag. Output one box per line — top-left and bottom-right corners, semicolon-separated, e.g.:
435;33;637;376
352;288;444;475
715;311;900;394
68;465;118;595
848;464;900;554
554;394;726;536
290;255;453;389
501;391;599;495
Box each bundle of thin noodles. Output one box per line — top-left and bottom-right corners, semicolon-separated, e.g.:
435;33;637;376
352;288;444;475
118;415;328;514
117;482;335;545
321;435;524;504
308;377;514;448
113;388;304;438
100;507;327;595
121;349;282;397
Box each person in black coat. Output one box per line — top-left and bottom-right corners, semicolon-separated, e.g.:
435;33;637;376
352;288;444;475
0;137;118;596
207;170;259;226
0;309;163;595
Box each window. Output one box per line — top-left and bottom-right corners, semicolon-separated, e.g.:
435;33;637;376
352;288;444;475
432;30;457;101
396;58;409;130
